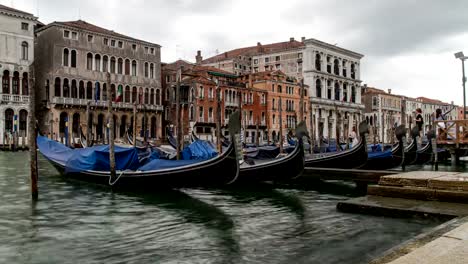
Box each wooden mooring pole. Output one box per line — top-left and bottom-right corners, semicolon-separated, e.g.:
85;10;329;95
28;67;38;200
216;80;222;153
86;101;91;146
106;73;116;179
175;66;182;160
133;103;137;148
279;98;283;153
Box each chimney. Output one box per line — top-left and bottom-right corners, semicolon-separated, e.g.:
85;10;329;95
301;36;305;42
388;89;392;94
195;50;202;64
290;37;295;42
257;42;262;53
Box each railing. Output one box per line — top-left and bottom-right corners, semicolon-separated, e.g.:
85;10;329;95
51;97;163;111
311;97;364;109
225;101;238;107
435;120;468;147
1;94;30;104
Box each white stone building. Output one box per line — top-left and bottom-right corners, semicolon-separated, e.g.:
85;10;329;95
0;4;38;147
302;38;364;143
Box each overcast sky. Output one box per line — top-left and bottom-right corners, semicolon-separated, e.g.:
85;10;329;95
3;0;468;105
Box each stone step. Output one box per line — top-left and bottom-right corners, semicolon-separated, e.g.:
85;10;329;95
368;185;468;203
378;171;464;189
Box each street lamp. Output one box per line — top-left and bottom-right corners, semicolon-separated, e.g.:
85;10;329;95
454;51;467;119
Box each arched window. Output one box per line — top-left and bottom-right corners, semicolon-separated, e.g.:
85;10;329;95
102;84;107;101
315;54;321;71
63;48;69;66
95;54;101;71
351;86;356;103
327;80;332;99
102;55;109;72
19;109;28;133
86;81;92;99
111;84;116;101
150;88;155;104
110;57;116;73
79;81;85;99
278;85;282;93
95;82;100;101
144;62;149;77
87;53;93;70
139;87;144;104
21;72;29;95
71;80;77;98
125;59;130;75
2;70;10;94
315;79;322;98
125;86;130;103
334;82;340;101
144;88;149;104
21;41;28;60
5;109;14;132
351;63;356;79
343;83;348;102
156;89;161;105
71;50;77;68
12;72;19;95
272;98;276;109
150;63;154;78
334;59;339;75
63;78;70;97
132;87;137;103
54;77;61;97
117;58;123;74
131;60;137;76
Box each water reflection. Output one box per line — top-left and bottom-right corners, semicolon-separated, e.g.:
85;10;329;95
0;152;447;264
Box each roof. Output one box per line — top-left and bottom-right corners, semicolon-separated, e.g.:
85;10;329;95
162;59;195;72
202;40;305;64
192;65;236;76
304;38;364;59
0;4;34;17
363;87;403;98
37;20;160;46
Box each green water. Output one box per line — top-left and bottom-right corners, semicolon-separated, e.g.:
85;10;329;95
0;152;446;264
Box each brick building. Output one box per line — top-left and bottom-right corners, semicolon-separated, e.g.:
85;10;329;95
34;20;163;145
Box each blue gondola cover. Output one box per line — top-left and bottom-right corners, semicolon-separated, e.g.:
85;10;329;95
181;140;218;160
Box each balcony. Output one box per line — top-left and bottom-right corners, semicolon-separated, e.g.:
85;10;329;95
225;101;238;107
51;97;163;111
311;97;364;110
1;94;29;104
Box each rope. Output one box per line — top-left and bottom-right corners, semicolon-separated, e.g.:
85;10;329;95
109;170;124;186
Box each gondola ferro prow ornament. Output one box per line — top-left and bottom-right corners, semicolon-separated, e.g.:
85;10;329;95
227;111;241;183
411;126;420;140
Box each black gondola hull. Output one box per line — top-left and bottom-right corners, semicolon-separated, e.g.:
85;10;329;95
42;141;239;189
235;140;304;183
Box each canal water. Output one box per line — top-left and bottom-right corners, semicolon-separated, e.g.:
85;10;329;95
0;152;448;264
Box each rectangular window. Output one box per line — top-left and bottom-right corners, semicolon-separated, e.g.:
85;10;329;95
118;41;123;48
132;44;137;50
150;48;154;54
64;30;70;38
254;59;258;64
276;64;281;70
145;47;149;54
275;56;280;61
298;53;303;58
87;35;93;42
265;57;269;63
104;38;109;45
21;22;29;30
111;40;116;47
71;32;78;40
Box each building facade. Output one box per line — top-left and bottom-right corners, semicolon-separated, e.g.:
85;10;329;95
34;20;163;146
362;87;402;143
302;38;364;143
0;4;37;146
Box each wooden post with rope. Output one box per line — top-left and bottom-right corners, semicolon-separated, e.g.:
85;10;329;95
28;67;38;200
106;73;116;179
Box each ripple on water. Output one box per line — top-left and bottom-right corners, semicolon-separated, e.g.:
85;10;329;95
0;152;447;264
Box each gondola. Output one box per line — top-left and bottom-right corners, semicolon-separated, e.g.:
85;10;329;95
126;130;149;149
166;129;178;149
402;126;420;166
235;121;307;183
303;121;369;169
37;113;242;188
415;130;435;164
79;126;94;148
359;125;408;170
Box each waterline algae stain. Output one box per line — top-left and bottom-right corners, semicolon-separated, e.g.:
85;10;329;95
0;152;445;264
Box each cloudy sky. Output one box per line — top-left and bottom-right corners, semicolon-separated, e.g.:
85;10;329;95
3;0;468;105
